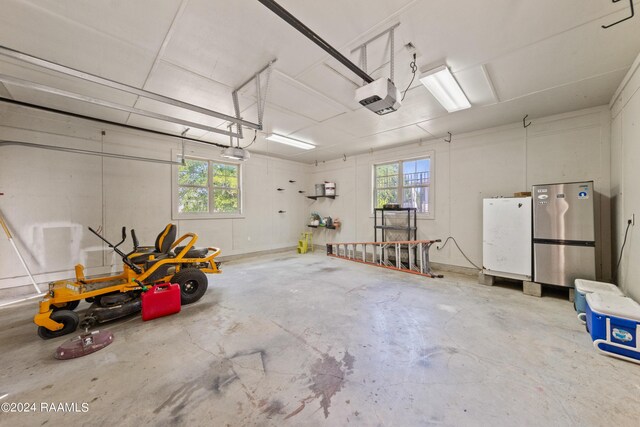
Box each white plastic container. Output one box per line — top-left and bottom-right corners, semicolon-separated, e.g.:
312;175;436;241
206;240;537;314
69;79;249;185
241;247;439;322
574;279;622;322
324;182;336;196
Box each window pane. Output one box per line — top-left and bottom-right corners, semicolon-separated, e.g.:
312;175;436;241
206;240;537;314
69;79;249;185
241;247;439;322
375;163;398;177
178;187;209;213
212;163;238;188
178;159;208;186
212;174;238;188
376;175;398;188
403;187;429;213
376;189;398;208
403;159;430;186
375;163;399;189
213;189;239;212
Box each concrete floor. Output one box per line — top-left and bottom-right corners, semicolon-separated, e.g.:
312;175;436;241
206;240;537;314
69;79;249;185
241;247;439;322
1;251;640;426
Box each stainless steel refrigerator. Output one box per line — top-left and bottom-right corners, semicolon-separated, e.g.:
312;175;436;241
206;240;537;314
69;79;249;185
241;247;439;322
532;181;596;287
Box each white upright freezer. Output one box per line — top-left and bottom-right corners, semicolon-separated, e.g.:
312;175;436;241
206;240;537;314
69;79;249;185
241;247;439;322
482;197;532;280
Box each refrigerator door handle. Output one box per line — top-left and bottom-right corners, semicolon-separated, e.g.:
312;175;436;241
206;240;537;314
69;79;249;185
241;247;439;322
532;238;595;247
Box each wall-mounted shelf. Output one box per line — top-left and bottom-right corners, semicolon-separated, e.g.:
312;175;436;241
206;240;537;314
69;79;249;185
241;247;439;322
308;225;338;229
307;195;338;200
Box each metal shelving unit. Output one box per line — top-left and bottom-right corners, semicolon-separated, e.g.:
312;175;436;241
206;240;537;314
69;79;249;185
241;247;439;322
374;207;417;242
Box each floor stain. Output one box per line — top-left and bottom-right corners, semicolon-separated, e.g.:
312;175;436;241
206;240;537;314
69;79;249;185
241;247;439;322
261;400;286;419
342;351;355;373
153;357;238;418
230;349;266;373
283;351;355;420
308;351;355;418
284;396;314;420
225;322;242;335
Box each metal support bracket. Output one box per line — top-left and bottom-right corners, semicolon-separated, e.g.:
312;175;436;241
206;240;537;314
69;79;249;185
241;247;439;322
523;115;531;128
231;60;275;138
0;45;262;131
602;0;635;29
0;73;241;138
351;23;401;84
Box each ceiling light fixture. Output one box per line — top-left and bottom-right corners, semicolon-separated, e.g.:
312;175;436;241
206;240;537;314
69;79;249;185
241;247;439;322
419;65;471;113
266;133;315;150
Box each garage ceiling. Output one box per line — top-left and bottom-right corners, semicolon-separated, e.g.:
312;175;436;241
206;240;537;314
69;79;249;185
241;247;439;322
0;0;639;163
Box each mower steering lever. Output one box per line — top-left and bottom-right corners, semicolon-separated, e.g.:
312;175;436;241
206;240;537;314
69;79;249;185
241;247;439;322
88;226;142;274
123;229;143;274
88;226;127;254
130;229;140;250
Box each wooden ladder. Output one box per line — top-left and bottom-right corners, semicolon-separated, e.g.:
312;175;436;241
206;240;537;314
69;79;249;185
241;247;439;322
326;239;443;278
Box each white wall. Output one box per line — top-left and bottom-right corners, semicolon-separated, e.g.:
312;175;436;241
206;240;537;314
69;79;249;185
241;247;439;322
0;102;615;294
610;52;640;303
308;106;612;279
0;104;309;291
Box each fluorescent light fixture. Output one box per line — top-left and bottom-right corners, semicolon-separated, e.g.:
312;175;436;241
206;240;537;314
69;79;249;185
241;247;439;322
419;65;471;113
266;133;315;150
221;146;250;161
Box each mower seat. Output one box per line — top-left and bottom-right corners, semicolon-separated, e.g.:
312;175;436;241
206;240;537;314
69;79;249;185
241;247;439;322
129;224;177;264
174;246;208;258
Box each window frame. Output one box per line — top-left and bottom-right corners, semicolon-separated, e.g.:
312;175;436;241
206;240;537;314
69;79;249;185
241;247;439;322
372;153;435;219
172;154;243;220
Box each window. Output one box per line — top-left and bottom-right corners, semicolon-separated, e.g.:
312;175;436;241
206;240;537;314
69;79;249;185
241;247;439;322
374;155;433;216
175;158;241;216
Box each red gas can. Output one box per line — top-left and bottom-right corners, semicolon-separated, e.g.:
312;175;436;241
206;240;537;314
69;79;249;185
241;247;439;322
141;283;181;321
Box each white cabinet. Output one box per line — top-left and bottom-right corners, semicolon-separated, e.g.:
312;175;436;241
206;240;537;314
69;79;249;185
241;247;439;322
482;197;532;280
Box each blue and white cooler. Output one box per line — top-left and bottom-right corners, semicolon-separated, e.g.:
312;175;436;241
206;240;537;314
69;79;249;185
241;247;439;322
574;279;623;323
585;292;640;364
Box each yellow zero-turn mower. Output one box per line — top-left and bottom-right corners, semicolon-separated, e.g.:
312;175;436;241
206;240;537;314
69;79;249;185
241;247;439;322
33;224;221;339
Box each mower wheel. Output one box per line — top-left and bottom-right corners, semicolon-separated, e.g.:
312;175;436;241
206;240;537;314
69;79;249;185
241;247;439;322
171;268;208;305
51;300;80;311
37;310;79;340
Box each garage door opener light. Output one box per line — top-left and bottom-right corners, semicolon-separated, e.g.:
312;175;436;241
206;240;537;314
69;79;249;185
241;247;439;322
222;125;250;161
